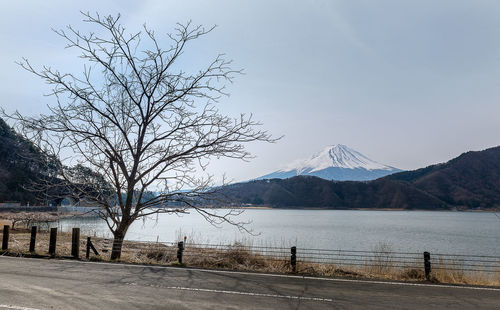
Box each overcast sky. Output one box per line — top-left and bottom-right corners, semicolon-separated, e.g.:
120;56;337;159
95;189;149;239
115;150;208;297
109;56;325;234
1;0;500;182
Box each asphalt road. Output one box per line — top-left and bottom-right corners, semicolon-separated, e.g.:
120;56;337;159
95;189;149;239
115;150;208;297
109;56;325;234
0;256;499;309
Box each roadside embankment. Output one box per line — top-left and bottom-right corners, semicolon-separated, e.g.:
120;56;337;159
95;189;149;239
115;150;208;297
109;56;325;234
1;227;499;287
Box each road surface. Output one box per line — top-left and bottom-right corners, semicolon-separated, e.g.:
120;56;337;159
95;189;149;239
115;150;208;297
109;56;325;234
0;256;499;309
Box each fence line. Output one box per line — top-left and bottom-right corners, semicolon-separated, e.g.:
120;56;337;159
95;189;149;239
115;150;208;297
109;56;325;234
108;237;500;273
1;225;499;276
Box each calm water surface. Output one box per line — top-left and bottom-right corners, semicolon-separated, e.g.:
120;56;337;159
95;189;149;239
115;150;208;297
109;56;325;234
56;210;500;255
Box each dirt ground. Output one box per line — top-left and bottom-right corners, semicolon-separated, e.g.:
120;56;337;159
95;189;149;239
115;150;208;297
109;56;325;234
0;219;11;228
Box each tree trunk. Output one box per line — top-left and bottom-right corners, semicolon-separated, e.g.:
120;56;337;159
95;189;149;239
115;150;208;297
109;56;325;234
110;225;128;260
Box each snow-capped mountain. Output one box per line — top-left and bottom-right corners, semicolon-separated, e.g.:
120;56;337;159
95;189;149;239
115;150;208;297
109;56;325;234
257;144;402;181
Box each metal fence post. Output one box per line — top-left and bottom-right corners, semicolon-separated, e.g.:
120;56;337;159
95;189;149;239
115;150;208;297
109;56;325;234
49;227;57;257
177;241;184;264
423;251;431;280
71;228;80;259
291;246;297;273
29;226;37;252
2;225;9;250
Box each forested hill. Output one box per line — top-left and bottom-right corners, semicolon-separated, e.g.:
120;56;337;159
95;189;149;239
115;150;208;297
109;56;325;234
221;146;500;210
0;118;47;204
385;146;500;208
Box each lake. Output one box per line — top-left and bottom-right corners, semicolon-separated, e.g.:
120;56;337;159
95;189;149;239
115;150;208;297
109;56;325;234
55;209;500;256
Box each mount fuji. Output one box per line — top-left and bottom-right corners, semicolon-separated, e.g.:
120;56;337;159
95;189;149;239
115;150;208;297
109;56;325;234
257;144;402;181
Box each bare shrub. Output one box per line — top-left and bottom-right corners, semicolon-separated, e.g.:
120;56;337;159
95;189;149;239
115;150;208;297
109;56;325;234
366;242;394;275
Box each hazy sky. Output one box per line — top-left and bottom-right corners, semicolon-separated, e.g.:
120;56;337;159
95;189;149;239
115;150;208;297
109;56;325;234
1;0;500;182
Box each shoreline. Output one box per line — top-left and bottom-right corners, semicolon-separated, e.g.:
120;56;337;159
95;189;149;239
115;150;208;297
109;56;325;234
1;207;498;214
239;206;499;212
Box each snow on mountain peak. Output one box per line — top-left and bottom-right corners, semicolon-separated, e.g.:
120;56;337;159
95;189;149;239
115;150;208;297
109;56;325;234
283;144;397;173
256;144;402;181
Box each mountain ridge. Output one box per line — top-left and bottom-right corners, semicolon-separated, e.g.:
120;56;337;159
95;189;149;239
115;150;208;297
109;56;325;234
222;145;500;210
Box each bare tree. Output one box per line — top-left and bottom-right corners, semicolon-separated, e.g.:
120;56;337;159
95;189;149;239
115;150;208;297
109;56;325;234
6;12;276;259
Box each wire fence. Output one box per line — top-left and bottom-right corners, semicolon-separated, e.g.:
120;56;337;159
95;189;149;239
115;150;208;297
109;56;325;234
117;239;500;275
1;224;500;278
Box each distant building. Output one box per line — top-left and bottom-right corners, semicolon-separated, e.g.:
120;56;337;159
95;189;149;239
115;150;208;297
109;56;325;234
0;202;21;208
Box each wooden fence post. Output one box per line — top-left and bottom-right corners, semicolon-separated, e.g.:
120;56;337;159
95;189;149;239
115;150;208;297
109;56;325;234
71;228;80;259
291;246;297;273
86;237;100;259
177;241;184;264
2;225;9;250
29;226;37;252
423;251;431;281
49;227;57;257
86;237;91;259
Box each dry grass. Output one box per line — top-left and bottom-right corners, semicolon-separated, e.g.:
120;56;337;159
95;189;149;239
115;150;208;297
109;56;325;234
431;258;500;286
1;228;499;287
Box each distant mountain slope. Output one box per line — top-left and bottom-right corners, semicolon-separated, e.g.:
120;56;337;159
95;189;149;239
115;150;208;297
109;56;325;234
0;117;121;206
0;118;49;204
223;146;500;210
225;176;447;209
257;144;402;181
386;147;500;208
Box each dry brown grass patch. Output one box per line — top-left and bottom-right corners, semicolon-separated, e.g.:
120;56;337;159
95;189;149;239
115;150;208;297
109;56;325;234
1;231;499;287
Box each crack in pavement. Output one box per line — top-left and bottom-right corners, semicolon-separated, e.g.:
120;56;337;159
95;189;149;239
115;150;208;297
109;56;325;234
125;282;334;303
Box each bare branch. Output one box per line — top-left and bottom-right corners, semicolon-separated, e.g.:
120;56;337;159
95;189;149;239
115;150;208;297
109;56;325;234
4;12;278;259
